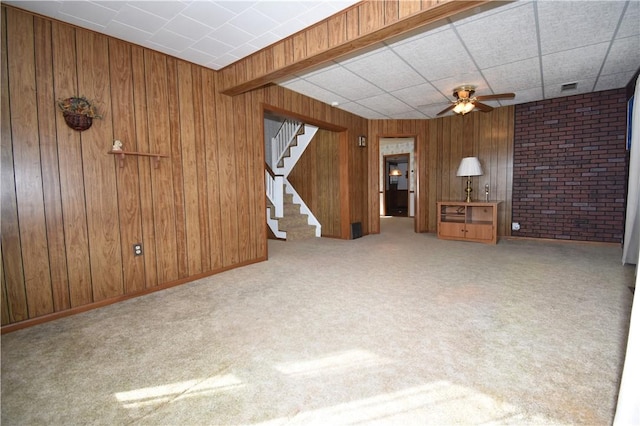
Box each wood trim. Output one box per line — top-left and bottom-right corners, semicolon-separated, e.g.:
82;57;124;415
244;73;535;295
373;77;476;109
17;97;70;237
220;0;491;95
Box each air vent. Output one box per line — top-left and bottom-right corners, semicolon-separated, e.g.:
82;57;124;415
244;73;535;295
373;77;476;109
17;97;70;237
561;82;578;91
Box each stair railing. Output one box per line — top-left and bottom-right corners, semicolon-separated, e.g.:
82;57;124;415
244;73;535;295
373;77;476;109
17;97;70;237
271;119;303;170
265;167;284;218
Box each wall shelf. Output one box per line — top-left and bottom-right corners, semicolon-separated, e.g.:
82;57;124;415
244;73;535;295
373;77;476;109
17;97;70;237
108;150;168;168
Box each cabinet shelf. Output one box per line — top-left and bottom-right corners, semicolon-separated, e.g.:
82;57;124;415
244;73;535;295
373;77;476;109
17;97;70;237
437;201;500;244
108;150;168;168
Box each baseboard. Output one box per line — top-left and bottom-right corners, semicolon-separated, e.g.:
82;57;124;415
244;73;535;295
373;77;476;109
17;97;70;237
1;256;267;334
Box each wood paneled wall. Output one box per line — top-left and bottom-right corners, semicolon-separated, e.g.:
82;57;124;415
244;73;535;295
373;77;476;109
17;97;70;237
288;129;342;238
1;6;369;330
369;106;514;236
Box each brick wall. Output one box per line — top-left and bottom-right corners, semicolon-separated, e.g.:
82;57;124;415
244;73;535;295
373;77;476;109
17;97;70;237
512;89;629;243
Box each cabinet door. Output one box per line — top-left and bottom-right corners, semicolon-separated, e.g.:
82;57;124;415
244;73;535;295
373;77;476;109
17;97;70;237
439;221;465;239
465;223;494;242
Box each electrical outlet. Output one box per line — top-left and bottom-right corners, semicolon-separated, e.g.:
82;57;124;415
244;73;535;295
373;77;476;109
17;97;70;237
512;222;521;231
133;243;143;256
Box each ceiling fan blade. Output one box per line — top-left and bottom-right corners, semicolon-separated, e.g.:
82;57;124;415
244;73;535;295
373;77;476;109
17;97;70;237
475;92;515;101
436;104;456;116
473;101;494;112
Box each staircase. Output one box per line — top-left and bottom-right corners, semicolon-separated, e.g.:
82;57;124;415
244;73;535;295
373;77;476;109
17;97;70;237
267;192;316;241
265;118;320;241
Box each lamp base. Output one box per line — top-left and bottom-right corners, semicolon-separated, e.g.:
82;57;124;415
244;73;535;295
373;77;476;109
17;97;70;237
464;177;473;203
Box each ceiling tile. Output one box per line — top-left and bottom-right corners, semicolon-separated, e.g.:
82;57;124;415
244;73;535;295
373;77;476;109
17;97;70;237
455;3;538;69
209;23;253;48
601;36;640;75
337;102;388;119
105;20;152;42
357;94;414;117
303;67;384;101
595;71;637;92
391;83;449;108
616;0;640;38
59;1;117;27
391;28;477;81
164;15;213;41
342;49;426;92
537;1;626;55
482;57;542;93
191;37;233;57
128;1;188;20
252;1;311;23
180;1;236;28
180;48;219;67
229;8;279;36
216;1;256;15
542;43;609;85
280;79;349;106
148;29;193;52
499;87;543;106
114;4;168;34
248;31;281;50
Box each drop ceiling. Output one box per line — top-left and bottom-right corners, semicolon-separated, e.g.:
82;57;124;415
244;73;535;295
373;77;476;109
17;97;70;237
7;0;640;120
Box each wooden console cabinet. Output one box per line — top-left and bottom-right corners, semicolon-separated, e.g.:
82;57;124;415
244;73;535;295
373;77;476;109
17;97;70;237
437;201;500;244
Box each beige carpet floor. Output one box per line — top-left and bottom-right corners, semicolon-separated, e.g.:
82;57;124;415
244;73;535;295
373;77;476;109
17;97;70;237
1;217;636;425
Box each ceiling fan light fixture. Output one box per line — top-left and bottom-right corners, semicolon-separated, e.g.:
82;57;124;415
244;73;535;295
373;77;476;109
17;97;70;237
453;100;475;115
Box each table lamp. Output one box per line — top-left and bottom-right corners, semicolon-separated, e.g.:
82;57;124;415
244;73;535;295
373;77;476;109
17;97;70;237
456;157;483;202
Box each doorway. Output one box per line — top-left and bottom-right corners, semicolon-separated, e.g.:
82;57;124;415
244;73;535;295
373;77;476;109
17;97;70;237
384;154;410;217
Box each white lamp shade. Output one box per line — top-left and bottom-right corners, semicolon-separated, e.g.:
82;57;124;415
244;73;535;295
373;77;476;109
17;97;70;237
456;157;483;177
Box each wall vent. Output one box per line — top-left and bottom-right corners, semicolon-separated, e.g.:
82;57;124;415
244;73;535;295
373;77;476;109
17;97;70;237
561;82;578;91
351;222;363;239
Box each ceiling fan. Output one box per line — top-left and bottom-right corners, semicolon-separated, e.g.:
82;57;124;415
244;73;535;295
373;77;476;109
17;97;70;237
437;85;515;116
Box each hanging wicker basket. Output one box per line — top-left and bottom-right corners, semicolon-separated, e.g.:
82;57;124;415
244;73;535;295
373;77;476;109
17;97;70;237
63;111;93;131
57;96;101;131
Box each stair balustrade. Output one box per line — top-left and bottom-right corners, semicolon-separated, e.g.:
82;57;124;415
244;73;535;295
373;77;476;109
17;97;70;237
271;119;302;171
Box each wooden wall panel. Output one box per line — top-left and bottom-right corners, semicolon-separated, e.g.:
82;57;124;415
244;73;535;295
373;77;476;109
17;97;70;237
76;30;124;302
51;21;93;308
214;75;240;267
109;39;145;294
233;95;251;263
7;9;54;317
131;45;158;289
201;68;223;270
35;17;70;312
192;66;211;272
167;57;188;280
1;8;28;323
177;61;202;276
145;50;179;283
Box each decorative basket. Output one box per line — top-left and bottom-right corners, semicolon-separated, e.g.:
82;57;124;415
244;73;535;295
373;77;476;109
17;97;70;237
63;111;93;131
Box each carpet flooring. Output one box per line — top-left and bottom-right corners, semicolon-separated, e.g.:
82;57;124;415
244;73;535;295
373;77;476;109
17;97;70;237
1;217;636;425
